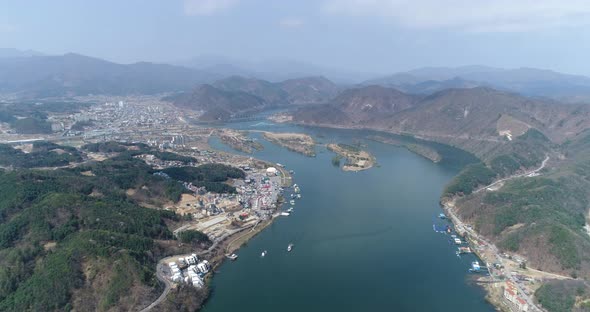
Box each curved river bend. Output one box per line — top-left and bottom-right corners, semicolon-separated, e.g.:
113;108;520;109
203;120;494;312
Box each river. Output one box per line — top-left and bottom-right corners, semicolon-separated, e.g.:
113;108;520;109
202;118;495;312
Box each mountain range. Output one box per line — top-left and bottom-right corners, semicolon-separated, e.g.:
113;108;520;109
364;66;590;102
0;53;216;97
3;51;590;104
292;85;590;157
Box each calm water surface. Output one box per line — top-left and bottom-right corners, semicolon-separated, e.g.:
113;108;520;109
202;119;494;312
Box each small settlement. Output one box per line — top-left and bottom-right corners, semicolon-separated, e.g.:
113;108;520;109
161;163;295;289
167;254;211;288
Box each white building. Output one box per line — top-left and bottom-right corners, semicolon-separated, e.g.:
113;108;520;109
197;260;210;274
516;297;529;312
266;167;278;176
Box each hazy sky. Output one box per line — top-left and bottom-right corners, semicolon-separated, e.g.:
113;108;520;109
2;0;590;75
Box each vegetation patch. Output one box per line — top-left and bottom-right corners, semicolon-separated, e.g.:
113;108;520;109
444;163;496;196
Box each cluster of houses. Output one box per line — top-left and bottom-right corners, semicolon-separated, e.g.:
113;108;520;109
503;281;529;311
168;254;211;288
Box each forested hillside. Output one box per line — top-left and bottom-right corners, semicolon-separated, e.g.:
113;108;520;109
0;142;232;311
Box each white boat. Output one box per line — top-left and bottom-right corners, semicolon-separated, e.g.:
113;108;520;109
287;207;294;213
261;250;267;257
296;194;301;199
280;212;290;216
227;253;238;261
289;200;295;205
287;243;294;252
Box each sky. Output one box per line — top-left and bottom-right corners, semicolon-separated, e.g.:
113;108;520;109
1;0;590;75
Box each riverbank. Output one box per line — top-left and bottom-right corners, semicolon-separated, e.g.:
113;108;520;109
327;143;376;171
441;191;562;312
144;145;293;311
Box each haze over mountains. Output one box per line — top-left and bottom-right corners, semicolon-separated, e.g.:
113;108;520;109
365;66;590;102
0;53;214;97
177;55;376;83
3;50;590;104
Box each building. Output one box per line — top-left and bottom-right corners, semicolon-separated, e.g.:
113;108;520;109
504;281;518;303
504;288;516;304
516;297;529;312
197;260;210;274
266;167;278;176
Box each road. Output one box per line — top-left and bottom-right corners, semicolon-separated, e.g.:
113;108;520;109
446;156;550;312
474;156;549;194
139;262;172;312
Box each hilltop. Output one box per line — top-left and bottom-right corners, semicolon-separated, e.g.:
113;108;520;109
166;76;339;121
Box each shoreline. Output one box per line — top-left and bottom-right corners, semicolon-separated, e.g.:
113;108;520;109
149;150;293;311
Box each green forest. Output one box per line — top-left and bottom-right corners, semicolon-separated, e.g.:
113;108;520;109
0;143;214;311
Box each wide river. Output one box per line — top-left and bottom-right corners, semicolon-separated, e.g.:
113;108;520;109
203;117;495;312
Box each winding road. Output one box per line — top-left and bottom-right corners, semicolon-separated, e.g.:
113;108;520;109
474;156;549;194
139;262;172;312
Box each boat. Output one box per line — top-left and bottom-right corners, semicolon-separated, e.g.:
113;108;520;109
280;212;290;216
439;213;446;219
290;200;295;205
289;170;294;174
227;253;238;261
296;194;301;199
287;243;294;252
261;250;267;257
458;247;472;254
290;194;295;198
454;238;462;245
469;261;481;272
287;207;294;213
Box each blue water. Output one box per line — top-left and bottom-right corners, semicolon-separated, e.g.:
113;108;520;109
202;119;494;312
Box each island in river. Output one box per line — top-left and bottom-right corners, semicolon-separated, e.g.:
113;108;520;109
368;135;442;163
262;131;316;157
215;129;264;154
327;143;376;171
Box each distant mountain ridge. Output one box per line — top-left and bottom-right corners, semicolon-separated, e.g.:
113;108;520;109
365;66;590;102
0;53;217;97
179;55;377;83
0;48;45;58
